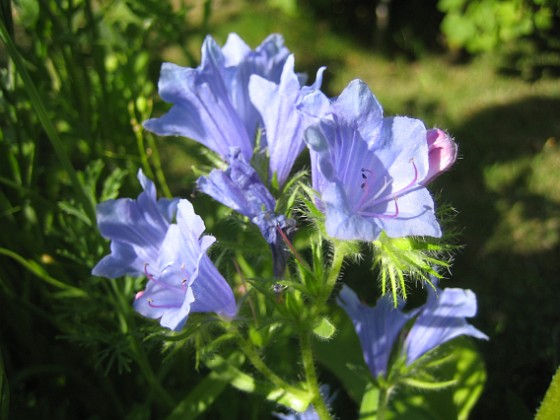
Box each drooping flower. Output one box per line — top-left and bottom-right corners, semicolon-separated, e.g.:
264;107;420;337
403;286;488;365
303;79;445;241
143;33;290;163
337;285;412;378
92;169;179;279
423;128;458;185
133;200;237;331
92;170;237;331
338;283;488;379
197;149;295;277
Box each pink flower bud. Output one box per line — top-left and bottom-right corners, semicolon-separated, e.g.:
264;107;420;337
423;129;458;185
134;290;145;300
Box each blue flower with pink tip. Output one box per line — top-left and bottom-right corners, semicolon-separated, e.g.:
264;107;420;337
303;79;446;241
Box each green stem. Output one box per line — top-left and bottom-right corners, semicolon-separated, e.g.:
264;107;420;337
376;385;389;420
237;334;306;399
300;332;331;419
108;280;174;409
321;246;345;304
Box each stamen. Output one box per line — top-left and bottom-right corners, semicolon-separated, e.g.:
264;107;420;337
147;298;182;309
356;160;419;213
144;263;186;293
358;196;400;219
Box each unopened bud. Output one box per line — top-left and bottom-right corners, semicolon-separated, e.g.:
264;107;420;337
423;129;458;185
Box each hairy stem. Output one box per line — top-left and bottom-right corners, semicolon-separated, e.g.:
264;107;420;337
300;332;331;419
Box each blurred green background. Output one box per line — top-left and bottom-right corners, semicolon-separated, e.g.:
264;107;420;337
1;0;560;418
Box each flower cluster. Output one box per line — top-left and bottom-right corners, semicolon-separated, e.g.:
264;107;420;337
92;32;486;418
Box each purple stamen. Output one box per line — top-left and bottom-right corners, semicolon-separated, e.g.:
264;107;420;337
144;264;186;293
356;160;418;214
147;298;182;309
358;196;400;219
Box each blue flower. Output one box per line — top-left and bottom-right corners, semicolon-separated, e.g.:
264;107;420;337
143;33;289;167
303;79;443;241
403;286;489;365
197;149;295;277
92;169;179;279
133;200;237;331
337;285;412;378
93;170;236;331
338;283;488;379
144;33;326;189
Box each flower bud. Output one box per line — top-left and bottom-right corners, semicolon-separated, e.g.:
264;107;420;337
423;129;458;185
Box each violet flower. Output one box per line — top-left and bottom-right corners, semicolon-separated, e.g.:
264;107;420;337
143;33;290;163
338;283;488;379
92;169;179;279
93;170;236;331
303;79;445;241
197;149;295;277
337;285;412;379
133;200;237;331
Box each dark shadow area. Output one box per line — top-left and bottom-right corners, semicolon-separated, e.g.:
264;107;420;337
435;96;560;418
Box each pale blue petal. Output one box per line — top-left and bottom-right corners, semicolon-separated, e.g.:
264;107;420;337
404;287;489;364
250;56;328;187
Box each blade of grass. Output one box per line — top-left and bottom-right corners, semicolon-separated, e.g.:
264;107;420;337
0;18;96;224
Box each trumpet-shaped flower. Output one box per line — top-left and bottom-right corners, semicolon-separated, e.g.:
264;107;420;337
337;285;412;378
144;33;326;188
93;171;236;331
338;283;488;379
143;33;290;162
133;200;237;331
303;79;444;241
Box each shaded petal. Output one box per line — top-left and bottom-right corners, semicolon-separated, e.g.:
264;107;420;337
337;285;411;378
404;287;489;364
190;255;238;318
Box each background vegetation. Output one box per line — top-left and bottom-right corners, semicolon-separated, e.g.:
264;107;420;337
1;0;559;418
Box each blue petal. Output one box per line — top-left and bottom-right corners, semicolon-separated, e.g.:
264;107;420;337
92;170;179;278
337;285;411;378
197;149;275;218
143;62;254;160
250;55;327;187
404;287;489;364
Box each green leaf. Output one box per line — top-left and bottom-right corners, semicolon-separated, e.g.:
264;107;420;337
313;317;336;340
315;309;370;403
359;382;379;420
535;364;560;420
166;373;229;420
387;338;487;420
